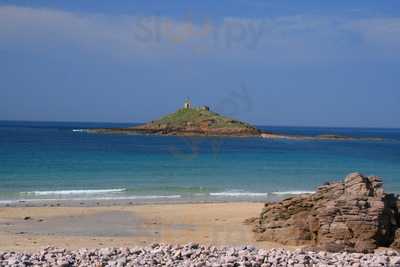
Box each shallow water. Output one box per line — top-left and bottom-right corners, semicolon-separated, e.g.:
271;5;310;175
1;121;399;203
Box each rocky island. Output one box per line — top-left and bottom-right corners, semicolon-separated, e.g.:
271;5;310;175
88;100;384;141
90;100;261;137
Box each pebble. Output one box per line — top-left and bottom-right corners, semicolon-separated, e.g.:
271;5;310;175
0;244;400;266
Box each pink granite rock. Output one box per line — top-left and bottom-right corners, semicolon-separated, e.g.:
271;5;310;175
253;173;400;253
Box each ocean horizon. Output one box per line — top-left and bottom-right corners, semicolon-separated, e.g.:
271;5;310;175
1;120;400;205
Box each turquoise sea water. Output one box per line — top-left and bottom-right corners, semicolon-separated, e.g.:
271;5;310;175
0;121;400;204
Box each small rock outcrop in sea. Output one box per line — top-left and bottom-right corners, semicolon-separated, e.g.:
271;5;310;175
252;173;400;253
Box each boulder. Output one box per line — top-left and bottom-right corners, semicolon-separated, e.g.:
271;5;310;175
252;173;400;253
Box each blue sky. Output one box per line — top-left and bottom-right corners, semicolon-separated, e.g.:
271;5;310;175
1;1;399;127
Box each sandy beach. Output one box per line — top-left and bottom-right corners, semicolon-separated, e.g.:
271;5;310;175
2;202;400;266
0;202;296;252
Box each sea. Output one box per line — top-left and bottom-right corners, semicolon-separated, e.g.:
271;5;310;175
1;121;400;205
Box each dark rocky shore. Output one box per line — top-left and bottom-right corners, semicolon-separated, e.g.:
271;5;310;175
88;128;384;141
251;173;400;253
2;243;400;267
260;133;384;142
88;127;261;138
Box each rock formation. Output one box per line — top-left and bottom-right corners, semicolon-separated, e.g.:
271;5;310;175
252;173;400;253
90;106;261;137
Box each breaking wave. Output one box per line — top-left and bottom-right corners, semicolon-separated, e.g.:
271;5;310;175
20;188;127;196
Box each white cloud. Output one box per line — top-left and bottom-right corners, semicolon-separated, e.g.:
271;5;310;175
346;18;400;47
0;5;399;63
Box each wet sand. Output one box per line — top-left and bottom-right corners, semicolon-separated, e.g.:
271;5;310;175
0;202;298;252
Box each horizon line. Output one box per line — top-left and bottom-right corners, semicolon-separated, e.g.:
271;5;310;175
0;119;399;130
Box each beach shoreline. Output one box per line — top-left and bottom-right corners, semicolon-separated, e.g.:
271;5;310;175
0;198;272;208
0;190;314;208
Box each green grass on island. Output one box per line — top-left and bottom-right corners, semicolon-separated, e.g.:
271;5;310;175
138;108;258;130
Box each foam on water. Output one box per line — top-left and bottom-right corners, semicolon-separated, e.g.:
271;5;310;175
21;188;127;196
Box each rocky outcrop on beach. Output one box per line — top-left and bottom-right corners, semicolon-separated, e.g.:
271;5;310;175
2;243;400;267
252;173;400;253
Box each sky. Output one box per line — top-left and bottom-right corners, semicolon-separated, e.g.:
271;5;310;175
0;0;400;128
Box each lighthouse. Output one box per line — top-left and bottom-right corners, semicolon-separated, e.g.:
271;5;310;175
184;99;192;109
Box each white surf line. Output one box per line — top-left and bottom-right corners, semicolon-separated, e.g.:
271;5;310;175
20;188;127;195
